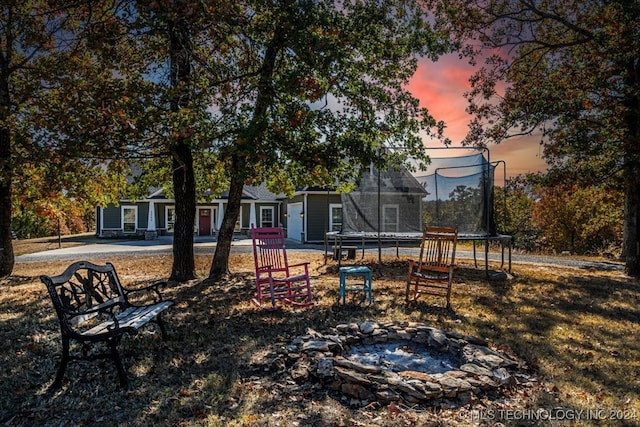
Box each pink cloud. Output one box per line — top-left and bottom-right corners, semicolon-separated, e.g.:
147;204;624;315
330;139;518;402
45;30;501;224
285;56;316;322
408;55;547;178
407;55;477;142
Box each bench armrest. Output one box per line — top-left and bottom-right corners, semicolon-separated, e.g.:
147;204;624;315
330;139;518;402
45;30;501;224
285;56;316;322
62;300;126;331
123;281;168;303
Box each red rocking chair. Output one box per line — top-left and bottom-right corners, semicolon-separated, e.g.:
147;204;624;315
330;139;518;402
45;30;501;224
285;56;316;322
250;225;314;308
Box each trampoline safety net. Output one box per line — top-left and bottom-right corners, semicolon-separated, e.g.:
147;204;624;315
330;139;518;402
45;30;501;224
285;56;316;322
341;165;426;234
415;153;496;235
340;153;497;236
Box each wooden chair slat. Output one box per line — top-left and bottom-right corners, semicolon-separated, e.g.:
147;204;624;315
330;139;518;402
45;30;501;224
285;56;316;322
406;226;458;309
251;225;314;308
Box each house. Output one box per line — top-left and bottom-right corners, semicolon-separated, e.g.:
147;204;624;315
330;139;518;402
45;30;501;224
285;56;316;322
96;183;283;239
282;186;342;243
283;164;427;243
96;164;427;243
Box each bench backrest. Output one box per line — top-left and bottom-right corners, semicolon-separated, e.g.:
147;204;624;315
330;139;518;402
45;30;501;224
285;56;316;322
40;261;127;333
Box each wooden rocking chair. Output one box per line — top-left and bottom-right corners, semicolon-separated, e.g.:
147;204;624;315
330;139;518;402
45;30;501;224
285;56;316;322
250;225;314;308
406;226;458;308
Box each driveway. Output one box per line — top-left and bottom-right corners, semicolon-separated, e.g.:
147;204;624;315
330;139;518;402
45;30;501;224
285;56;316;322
15;235;625;273
14;235;322;263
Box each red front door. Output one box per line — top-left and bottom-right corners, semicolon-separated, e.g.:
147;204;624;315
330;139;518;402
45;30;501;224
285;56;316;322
199;209;211;235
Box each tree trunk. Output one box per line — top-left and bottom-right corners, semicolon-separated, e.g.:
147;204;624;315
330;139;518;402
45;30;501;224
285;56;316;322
0;128;13;278
168;17;196;282
170;142;197;281
208;170;244;281
0;69;13;277
621;114;639;276
623;172;639;276
208;35;282;281
621;60;640;277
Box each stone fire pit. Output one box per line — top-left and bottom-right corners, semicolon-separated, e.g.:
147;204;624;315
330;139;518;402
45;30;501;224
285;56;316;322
284;321;528;407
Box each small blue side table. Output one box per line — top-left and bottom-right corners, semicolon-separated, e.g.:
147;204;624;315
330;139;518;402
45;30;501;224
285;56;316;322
339;266;373;304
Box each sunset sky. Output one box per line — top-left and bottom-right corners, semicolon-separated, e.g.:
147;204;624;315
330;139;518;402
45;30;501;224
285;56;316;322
407;53;548;180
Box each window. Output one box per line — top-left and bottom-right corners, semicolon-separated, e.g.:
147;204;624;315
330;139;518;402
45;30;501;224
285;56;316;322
382;204;399;232
260;206;274;227
329;204;343;232
122;206;137;233
166;206;176;232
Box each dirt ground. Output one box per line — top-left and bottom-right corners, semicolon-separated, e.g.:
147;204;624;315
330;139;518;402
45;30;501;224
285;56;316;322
1;248;638;426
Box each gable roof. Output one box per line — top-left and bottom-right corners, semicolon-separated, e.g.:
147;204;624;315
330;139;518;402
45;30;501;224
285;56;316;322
357;166;427;195
219;182;284;201
145;182;282;202
293;164;427;196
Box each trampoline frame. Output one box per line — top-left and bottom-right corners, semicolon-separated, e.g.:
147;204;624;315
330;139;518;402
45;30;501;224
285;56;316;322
324;230;512;277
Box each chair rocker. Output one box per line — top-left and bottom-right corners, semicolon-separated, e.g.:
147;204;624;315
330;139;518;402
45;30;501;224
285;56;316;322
406;226;458;308
250;225;314;308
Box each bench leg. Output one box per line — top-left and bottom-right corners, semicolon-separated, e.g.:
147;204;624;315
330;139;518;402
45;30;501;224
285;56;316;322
109;338;129;389
49;337;70;391
156;315;169;340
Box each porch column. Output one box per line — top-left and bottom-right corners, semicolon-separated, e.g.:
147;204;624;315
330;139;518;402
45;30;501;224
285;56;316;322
145;201;157;240
249;202;257;228
302;193;308;243
217;202;224;230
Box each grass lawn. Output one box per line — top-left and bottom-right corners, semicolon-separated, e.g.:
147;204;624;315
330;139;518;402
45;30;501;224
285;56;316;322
10;233;102;257
1;241;638;426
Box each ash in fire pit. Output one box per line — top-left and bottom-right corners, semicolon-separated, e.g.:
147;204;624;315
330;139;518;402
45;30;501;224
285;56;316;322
284;321;532;407
347;342;460;374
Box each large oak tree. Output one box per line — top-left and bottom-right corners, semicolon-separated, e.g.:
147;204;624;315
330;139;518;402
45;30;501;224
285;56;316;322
129;1;240;281
0;1;134;277
428;0;640;276
204;0;451;279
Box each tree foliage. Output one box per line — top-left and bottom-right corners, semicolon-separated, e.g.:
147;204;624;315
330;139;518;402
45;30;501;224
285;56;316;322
203;0;452;279
0;1;132;276
494;176;540;252
428;0;640;275
532;184;624;255
494;174;623;256
36;0;238;281
1;0;206;277
11;160;128;239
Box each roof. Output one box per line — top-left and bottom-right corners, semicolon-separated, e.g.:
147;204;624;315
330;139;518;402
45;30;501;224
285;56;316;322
145;182;283;202
293;164;427;196
357;167;427;195
223;182;284;201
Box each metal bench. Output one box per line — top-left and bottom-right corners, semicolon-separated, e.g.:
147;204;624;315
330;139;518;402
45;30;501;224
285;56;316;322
40;261;173;390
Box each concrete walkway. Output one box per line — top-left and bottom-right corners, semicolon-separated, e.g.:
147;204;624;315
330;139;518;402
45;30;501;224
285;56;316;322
15;235;322;262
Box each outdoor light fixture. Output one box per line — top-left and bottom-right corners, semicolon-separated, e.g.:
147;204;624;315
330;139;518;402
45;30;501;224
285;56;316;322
300;211;304;218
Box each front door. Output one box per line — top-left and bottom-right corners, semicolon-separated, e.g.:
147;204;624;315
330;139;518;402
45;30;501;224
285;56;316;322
198;209;211;235
287;203;303;241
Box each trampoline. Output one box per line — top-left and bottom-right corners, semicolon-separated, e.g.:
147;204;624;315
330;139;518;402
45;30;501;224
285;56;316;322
324;231;512;276
324;148;512;276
